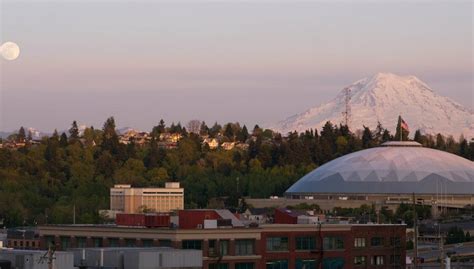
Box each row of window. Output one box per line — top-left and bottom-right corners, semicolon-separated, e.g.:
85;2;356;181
209;263;254;269
182;239;255;256
45;236;172;250
354;255;402;266
9;240;38;248
266;235;401;252
207;257;401;269
353;236;401;248
265;258;345;269
266;236;344;252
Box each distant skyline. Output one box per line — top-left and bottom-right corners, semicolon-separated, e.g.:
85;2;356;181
1;1;472;132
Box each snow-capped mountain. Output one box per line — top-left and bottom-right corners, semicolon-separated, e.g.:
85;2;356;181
273;72;473;139
117;127;140;135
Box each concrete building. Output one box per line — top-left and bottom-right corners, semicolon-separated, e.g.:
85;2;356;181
72;247;202;269
0;249;75;269
37;215;406;269
0;247;201;269
110;182;184;214
275;141;474;215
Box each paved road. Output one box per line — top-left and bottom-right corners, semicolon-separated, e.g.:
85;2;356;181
408;242;474;262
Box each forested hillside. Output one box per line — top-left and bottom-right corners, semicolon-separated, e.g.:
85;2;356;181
0;117;472;227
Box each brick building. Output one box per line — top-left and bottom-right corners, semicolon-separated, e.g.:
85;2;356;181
37;222;405;269
6;227;40;250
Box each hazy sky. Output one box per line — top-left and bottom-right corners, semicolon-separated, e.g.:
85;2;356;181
0;0;472;132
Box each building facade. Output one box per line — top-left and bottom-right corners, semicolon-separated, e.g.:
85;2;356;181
6;227;40;250
110;182;184;213
38;223;405;269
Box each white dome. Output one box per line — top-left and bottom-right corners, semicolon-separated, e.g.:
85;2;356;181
286;142;474;195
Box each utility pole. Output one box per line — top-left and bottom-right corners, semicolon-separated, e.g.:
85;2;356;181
341;87;351;128
48;245;53;269
413;192;418;269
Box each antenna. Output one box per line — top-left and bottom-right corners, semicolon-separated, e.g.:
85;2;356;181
341;87;351;128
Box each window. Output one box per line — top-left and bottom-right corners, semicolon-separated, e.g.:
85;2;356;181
266;237;288;252
323;237;344;250
92;237;103;248
182;240;202;250
219;240;229;256
390;237;401;247
266;260;288;269
108;238;119;247
235;263;254;269
142;239;153;247
322;258;344;269
209;263;228;269
296;236;316;250
60;236;70;250
371;237;384;247
76;237;86;248
296;259;316;269
390;255;401;265
354;238;366;248
125;239;136;247
371;256;384;265
159;239;171;247
354;256;366;266
235;239;254;255
209;240;217;256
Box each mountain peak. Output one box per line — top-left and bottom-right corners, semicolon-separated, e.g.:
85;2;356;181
272;73;473;139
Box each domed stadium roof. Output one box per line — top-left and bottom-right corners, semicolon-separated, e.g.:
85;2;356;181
285;142;474;195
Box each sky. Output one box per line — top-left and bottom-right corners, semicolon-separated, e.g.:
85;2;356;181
0;0;472;132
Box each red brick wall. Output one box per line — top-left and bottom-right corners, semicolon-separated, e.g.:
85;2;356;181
178;210;220;229
274;209;298;224
259;226;406;269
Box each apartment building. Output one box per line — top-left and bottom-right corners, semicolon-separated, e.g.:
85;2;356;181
110;182;184;213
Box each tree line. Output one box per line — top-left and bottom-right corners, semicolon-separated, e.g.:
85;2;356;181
0;117;472;227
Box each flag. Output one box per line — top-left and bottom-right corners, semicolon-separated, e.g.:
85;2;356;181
401;119;409;132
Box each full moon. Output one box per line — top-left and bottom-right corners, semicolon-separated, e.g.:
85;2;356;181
0;41;20;61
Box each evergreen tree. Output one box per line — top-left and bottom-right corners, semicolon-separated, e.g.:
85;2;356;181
252;125;262;136
152;119;166;138
101;117;120;154
459;138;469;158
145;137;160;168
69;120;80;143
209;122;221;137
59;133;68;147
382;129;391;142
374;122;384;143
237;125;249;142
224;123;234;139
362;126;374;148
414;130;422;144
18;127;26;143
436;134;446;150
51;129;59;141
199;121;209;136
82;127;95;147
